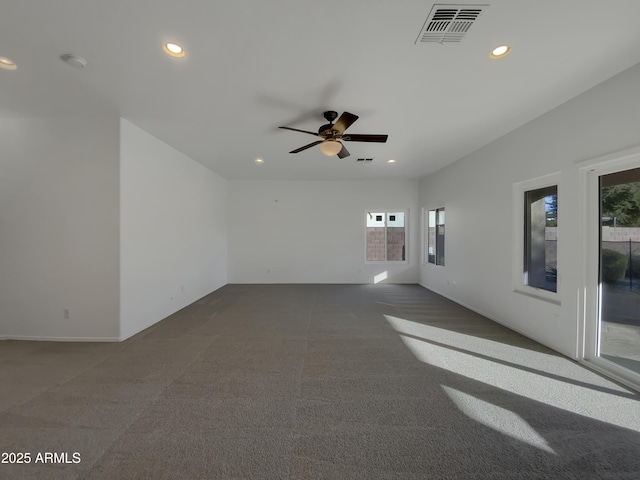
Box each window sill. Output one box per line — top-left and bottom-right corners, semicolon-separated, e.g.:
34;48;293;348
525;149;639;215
365;261;408;265
513;287;561;306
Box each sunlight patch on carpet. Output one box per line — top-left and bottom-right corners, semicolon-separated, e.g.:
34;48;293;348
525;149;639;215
384;315;640;432
443;386;556;454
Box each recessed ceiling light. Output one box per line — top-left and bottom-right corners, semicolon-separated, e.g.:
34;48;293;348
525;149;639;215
489;45;511;59
163;43;185;58
255;158;264;164
0;57;17;70
387;159;397;163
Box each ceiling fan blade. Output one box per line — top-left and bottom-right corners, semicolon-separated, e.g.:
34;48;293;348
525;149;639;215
279;126;321;137
337;144;350;159
290;140;323;153
342;134;388;143
332;112;359;134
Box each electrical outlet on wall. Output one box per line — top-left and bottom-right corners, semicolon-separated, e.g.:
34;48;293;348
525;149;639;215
63;308;70;319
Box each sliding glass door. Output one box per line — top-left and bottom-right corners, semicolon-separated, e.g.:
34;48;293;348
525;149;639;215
598;167;640;375
582;154;640;391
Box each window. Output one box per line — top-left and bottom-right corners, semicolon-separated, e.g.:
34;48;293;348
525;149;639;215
366;211;407;262
427;208;445;265
524;185;557;292
513;172;560;302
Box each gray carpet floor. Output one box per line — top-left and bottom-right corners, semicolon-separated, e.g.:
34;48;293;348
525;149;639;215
1;284;640;479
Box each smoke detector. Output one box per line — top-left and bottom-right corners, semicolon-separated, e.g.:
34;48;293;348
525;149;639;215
60;54;88;68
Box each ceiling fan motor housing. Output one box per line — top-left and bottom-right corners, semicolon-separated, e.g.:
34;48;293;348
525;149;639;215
319;111;339;136
318;123;335;135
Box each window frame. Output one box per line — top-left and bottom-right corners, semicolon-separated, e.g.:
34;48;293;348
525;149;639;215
524;185;557;292
364;209;409;264
512;172;561;303
425;207;445;266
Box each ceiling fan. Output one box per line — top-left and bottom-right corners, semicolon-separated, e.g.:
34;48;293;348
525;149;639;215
279;111;388;159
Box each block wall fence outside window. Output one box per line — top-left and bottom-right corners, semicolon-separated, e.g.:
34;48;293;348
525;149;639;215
365;210;407;262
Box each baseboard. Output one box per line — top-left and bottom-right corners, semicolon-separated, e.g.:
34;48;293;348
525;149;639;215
118;286;227;341
118;315;167;342
418;281;505;324
417;282;573;358
0;335;121;342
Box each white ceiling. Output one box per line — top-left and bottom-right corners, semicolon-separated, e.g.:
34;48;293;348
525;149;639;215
2;0;640;180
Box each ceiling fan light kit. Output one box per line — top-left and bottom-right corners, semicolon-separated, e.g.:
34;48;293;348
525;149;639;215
279;110;388;159
319;140;343;156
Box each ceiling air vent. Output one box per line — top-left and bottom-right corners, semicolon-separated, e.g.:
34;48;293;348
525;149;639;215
356;158;373;162
416;4;487;44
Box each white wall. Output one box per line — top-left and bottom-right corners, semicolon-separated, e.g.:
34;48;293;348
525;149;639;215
119;119;227;339
419;62;640;357
0;116;120;340
228;180;419;284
